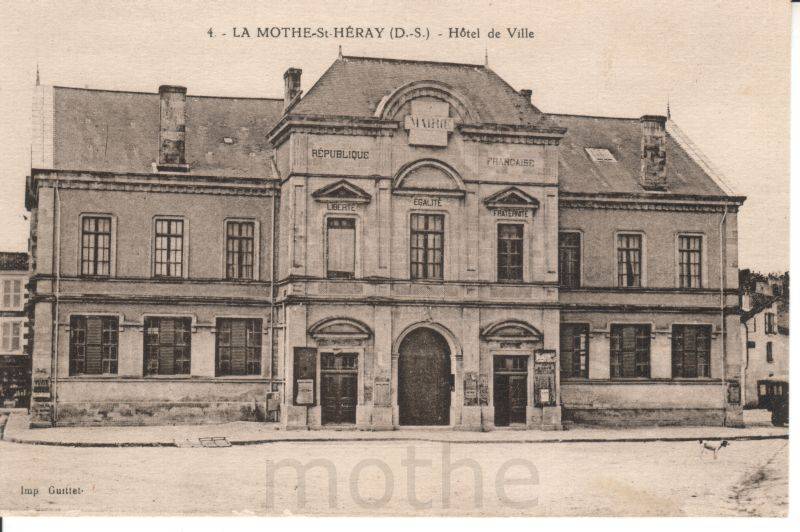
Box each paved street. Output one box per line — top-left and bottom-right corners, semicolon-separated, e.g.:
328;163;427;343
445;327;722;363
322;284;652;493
0;437;788;516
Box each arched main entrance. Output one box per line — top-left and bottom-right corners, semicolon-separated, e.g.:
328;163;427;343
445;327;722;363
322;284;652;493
398;327;452;426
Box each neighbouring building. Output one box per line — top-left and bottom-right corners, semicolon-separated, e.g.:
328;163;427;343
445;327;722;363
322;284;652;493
1;251;30;407
740;270;789;407
25;55;746;429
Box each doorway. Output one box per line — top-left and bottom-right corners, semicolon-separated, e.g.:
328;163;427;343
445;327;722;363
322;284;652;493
320;352;358;425
494;355;528;426
398;327;452;426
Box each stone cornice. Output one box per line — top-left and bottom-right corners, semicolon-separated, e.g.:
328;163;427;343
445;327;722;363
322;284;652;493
28;169;277;207
459;123;566;145
559;192;744;213
268;114;399;147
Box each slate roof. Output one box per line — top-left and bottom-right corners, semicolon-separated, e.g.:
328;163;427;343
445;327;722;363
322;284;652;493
551;114;728;197
0;252;29;272
41;56;738;198
49;87;283;178
292;55;552;128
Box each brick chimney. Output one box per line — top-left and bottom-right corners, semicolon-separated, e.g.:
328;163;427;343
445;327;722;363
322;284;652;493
519;89;533;103
639;115;667;190
157;85;188;172
283;68;302;111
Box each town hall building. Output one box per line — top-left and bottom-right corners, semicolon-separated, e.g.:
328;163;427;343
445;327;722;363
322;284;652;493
25;54;746;430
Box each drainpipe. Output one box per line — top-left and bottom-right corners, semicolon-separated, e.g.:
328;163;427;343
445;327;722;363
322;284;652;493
268;173;277;422
719;208;727;420
52;178;61;424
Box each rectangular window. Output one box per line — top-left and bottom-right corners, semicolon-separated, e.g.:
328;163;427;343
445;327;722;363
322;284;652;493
497;224;524;281
558;232;581;288
610;324;650;378
617;234;642;287
69;316;118;375
410;213;444;280
80;216;112;276
326;218;356;279
560;324;590;379
216;318;262;376
678;235;703;288
766;341;773;363
1;321;22;352
226;221;255;280
143;317;191;375
671;325;711;378
1;279;22;309
765;313;776;334
153;218;184;278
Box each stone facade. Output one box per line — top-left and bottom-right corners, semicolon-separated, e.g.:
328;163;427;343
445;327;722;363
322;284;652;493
24;55;746;429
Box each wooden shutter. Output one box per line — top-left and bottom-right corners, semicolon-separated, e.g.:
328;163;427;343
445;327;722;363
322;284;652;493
230;320;247;375
158;319;175;375
85;317;103;374
559;326;574;377
621;326;636;377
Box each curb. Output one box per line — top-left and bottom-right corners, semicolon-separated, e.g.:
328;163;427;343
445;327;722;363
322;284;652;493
2;432;788;448
228;433;789;446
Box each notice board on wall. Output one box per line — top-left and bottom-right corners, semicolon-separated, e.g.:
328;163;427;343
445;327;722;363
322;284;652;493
294;347;317;406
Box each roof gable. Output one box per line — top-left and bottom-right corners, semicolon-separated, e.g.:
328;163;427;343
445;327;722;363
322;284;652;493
292;55;548;127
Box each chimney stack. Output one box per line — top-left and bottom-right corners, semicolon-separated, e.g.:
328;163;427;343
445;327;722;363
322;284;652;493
639;115;667;190
158;85;188;172
519;89;533;103
284;68;302;111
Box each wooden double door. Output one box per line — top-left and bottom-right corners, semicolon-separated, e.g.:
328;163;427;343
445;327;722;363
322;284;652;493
398;328;452;426
321;352;358;425
494;355;529;426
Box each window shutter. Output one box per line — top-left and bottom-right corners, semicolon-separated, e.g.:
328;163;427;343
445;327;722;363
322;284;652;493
230;320;247;375
2;280;10;307
85;317;103;374
559;327;573;377
1;322;9;350
621;327;636;377
159;319;175;375
672;327;683;377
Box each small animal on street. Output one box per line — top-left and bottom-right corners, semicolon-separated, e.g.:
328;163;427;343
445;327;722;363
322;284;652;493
698;439;729;459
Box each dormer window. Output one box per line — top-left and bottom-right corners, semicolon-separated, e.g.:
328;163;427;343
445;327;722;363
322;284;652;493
585;148;616;162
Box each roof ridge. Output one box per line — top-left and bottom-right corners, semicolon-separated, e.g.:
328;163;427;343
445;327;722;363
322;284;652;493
52;85;282;101
341;54;486;69
547;112;640;121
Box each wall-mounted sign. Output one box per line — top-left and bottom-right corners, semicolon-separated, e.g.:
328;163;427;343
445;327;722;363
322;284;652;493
486;157;535;168
294;347;317;406
326;203;357;212
311;148;370;160
491;208;528;218
412;196;443;207
374;379;391;407
404;100;454;147
479;374;489;406
535;349;556;363
464;372;479;406
296;379;315;405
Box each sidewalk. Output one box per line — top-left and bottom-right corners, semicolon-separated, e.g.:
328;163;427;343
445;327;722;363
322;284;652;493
0;410;788;448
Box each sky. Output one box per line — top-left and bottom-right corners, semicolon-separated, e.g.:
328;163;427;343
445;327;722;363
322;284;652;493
0;0;791;273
